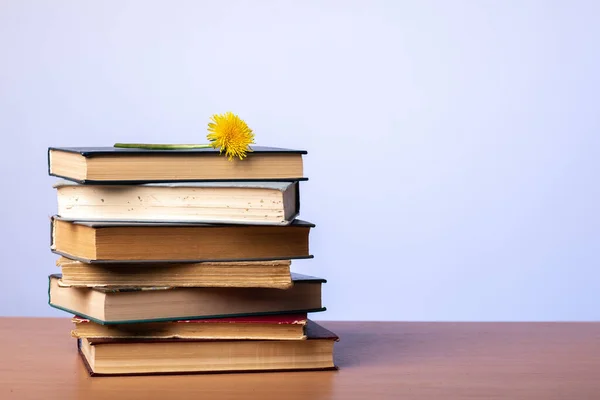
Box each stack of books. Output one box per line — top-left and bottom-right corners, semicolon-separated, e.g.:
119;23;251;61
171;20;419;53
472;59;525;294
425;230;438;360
46;145;338;376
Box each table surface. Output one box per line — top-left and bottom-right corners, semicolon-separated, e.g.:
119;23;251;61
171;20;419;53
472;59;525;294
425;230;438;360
1;318;599;399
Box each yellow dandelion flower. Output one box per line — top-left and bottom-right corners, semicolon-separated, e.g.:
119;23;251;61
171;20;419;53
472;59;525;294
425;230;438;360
207;112;255;161
114;111;256;160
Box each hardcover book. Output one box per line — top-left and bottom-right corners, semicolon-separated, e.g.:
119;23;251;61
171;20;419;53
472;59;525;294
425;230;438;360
48;146;307;183
56;257;294;289
50;216;313;263
71;313;308;340
54;180;299;225
48;272;326;324
78;320;338;375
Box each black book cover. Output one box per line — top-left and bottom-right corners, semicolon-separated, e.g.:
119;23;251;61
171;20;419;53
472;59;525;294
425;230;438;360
49;145;307;156
48;146;308;184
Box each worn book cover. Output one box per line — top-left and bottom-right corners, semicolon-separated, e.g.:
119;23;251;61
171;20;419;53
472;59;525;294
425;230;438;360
53;180;300;225
49;272;326;324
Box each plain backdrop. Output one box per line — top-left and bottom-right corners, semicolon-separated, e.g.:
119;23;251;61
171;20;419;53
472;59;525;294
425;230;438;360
0;0;598;321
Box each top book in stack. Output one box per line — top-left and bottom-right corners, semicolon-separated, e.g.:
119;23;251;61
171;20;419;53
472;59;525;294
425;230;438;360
48;146;306;183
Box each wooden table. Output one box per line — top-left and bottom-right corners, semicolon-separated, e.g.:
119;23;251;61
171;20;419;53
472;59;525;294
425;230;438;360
0;318;598;399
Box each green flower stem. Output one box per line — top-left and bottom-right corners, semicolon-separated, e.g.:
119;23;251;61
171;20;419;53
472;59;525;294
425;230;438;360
114;143;212;150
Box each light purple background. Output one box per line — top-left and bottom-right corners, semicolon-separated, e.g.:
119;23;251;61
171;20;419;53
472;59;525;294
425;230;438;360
1;1;598;321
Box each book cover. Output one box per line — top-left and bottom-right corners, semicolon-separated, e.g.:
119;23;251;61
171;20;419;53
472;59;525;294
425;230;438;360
73;313;309;325
53;180;300;226
49;145;307;156
50;216;315;263
49;272;327;325
48;146;308;184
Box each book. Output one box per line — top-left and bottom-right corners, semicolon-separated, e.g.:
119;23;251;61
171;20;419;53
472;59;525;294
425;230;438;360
56;257;293;289
71;314;308;340
78;320;338;375
50;217;313;263
48;146;306;183
54;180;299;225
48;273;325;324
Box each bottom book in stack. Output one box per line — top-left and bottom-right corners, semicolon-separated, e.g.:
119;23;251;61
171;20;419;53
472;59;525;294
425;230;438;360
48;266;338;375
74;317;338;376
